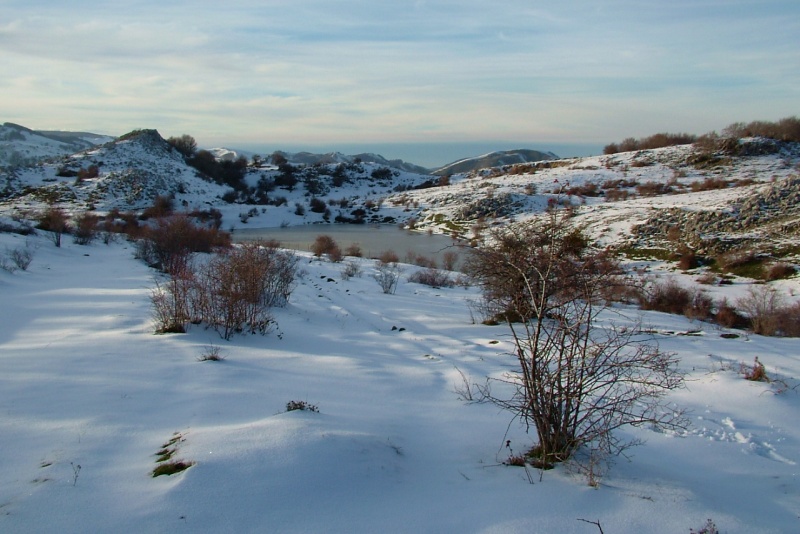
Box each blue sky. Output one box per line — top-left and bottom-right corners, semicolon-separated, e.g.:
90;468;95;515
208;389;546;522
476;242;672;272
1;0;798;164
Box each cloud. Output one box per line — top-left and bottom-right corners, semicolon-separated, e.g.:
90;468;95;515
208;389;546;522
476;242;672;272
1;0;798;145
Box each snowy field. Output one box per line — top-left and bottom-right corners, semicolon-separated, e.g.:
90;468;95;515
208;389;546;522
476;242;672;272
1;232;799;533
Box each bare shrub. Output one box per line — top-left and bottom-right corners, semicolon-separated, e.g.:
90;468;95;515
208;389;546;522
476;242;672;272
737;285;783;336
677;248;700;271
151;241;297;340
714;298;749;329
635;181;672;197
140;195;175;220
776;301;800;337
198;344;225;362
467;213;685;471
193;241;298;340
442;250;459;271
639;279;693;316
766;262;796;281
377;249;399;264
690;177;729;192
136;215;231;274
408;267;454;288
374;262;401;294
72;212;99;245
310;234;342;261
603;132;697;154
341;260;362;280
344;243;363;257
37;206;69;247
7;243;34;271
406;252;437;269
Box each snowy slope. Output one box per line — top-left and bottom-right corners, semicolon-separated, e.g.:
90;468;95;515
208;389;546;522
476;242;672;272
0;232;799;533
0;122;111;168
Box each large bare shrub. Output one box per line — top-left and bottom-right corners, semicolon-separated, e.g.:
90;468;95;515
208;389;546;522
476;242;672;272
136;215;231;274
466;213;685;471
193;241;298;340
150;241;297;340
737;285;784;336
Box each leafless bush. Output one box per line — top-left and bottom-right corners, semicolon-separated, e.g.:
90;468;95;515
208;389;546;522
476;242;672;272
377;249;400;264
408;267;454;288
638;279;693;316
341;260;362;280
151;241;297;340
714;298;749;329
467;213;685;470
5;243;34;271
766;262;796;281
198;344;225;362
442;250;459;271
723;116;800;142
635;181;672;197
406;252;437;269
603;132;697;154
374;261;401;294
344;243;363;257
310;234;342;262
72;212;99;245
690;177;729;192
737;285;783;336
151;264;194;334
37;206;69;247
776;301;800;337
136;215;231;274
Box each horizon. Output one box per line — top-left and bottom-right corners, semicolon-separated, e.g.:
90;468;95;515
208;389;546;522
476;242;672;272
229;141;604;168
2;1;797;151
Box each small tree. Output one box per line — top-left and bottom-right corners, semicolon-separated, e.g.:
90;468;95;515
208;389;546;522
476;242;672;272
466;212;685;471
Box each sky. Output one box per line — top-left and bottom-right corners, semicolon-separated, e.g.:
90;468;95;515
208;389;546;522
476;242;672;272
1;0;799;166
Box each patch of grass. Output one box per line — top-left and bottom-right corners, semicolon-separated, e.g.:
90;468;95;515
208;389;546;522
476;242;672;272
151;432;193;477
616;246;673;262
152;460;194;478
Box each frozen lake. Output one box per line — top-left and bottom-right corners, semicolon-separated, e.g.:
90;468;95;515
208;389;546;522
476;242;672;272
233;224;465;267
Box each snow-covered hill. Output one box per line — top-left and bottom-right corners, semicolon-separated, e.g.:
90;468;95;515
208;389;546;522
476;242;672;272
430;148;558;176
0;122;112;169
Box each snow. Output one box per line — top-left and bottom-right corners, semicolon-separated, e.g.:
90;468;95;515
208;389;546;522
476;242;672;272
2;231;799;533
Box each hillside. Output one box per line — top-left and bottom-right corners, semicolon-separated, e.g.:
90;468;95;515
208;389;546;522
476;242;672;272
0;122;111;169
430;148;557;176
2;125;800;532
3;127;800;263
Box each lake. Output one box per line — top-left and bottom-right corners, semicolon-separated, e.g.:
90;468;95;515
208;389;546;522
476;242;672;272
233;224;466;267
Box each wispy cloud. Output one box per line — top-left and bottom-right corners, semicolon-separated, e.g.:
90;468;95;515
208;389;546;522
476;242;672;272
1;0;797;147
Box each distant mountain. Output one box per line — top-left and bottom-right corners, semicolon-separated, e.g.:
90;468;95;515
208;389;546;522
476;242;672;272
0;122;112;168
431;148;558;176
269;150;430;174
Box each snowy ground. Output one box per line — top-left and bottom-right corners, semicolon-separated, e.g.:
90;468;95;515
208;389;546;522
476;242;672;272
1;232;799;533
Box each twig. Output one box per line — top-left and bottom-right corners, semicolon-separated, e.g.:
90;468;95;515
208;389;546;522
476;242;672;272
577;518;604;533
